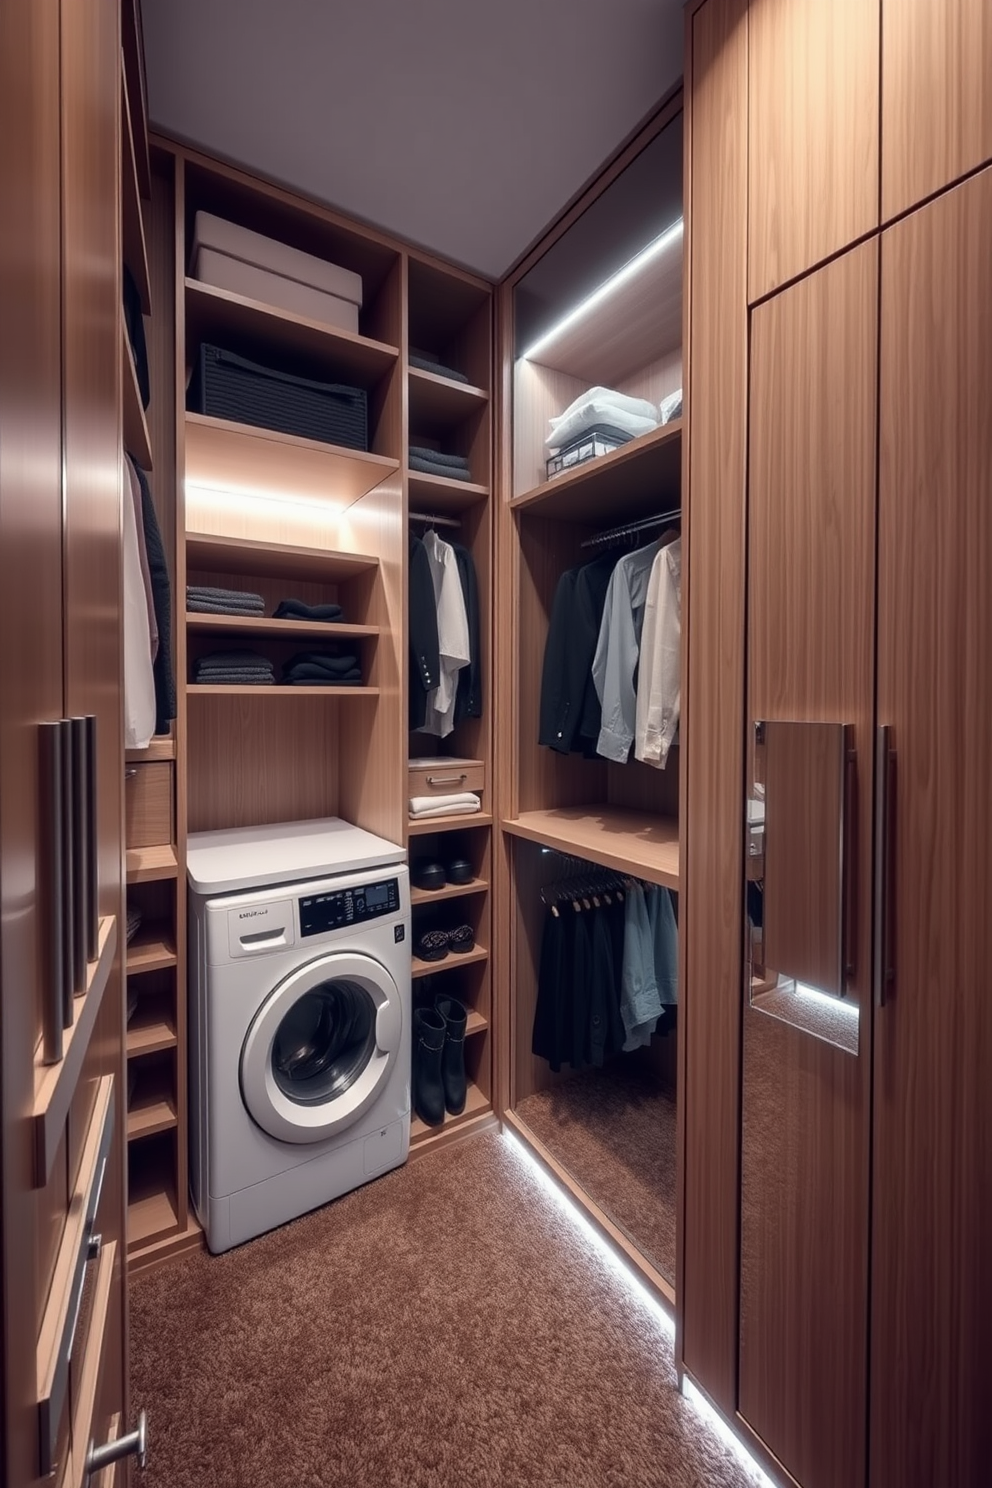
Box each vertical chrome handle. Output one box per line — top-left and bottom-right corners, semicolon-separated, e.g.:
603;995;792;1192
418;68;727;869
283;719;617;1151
70;718;88;993
59;719;75;1019
874;726;896;1006
84;714;98;961
39;723;65;1064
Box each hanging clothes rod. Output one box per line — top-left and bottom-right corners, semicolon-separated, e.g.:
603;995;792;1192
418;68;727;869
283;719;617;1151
580;505;681;549
409;510;460;529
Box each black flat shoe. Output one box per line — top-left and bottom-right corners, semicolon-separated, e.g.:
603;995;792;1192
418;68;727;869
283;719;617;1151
412;860;446;892
445;857;473;885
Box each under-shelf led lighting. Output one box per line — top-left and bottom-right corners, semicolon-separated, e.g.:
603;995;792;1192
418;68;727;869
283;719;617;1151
520;217;684;364
503;1130;776;1486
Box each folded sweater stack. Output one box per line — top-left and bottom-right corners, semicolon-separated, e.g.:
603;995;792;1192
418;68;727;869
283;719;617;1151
409;445;473;483
273;598;344;622
409;791;481;820
282;652;362;686
188;585;265;616
193;650;274;685
409;348;469;385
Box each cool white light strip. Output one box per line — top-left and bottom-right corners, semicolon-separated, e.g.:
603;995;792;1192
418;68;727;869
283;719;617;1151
795;981;860;1021
503;1130;776;1487
520;217;684;364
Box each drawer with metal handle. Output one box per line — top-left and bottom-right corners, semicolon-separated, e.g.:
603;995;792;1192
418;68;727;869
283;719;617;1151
407;757;485;798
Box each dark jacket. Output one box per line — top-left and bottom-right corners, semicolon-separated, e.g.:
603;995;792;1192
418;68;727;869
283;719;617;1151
538;553;617;755
130;457;176;734
409;533;441;730
452;542;482;722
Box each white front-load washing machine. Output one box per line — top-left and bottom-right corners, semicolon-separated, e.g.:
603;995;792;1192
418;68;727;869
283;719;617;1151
187;817;410;1254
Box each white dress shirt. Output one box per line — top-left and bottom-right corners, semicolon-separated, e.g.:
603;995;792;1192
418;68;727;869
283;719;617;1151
635;537;682;769
421;529;470;738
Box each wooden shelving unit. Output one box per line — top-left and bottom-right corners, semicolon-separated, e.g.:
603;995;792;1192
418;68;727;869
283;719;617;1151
125;843;178;884
126;995;178;1058
408;366;488;428
187;684;380;698
186;531;378;582
186;614;380;641
411;944;489;979
126;928;177;975
410;1081;490;1144
503;807;680;891
122;324;153;470
121;64;150;313
410;876;488;906
127;1072;178;1141
408;470;490;514
511;419;682;523
408;813;493;836
126;736;176;763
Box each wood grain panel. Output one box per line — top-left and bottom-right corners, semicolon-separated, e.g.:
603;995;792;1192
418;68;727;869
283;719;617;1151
882;0;992;221
872;166;992;1488
124;762;173;848
748;0;879;302
740;242;877;1488
679;0;748;1414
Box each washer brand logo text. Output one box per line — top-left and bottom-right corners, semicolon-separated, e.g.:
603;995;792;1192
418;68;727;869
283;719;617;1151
238;910;267;919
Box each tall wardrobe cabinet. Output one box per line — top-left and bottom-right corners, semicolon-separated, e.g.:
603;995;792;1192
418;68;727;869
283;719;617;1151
681;2;992;1486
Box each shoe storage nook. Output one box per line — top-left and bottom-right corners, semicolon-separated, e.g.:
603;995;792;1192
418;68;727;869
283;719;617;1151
112;0;992;1483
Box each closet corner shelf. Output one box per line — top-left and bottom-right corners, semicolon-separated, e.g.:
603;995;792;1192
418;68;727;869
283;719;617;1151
409;1080;491;1145
411;945;489;979
186;531;378;582
185;614;380;642
407;469;490;515
186;684;380;698
511;419;682;523
126;843;178;884
122;325;153;471
126;737;176;763
126;997;178;1058
408;366;488;429
184;278;399;386
127;1084;178;1143
32;916;117;1186
410;876;489;906
126;929;177;976
408;813;493;837
121;64;151;314
127;1180;180;1254
502;807;680;891
185;413;400;509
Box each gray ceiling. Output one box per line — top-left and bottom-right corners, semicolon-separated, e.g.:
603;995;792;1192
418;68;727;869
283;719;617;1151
141;0;685;281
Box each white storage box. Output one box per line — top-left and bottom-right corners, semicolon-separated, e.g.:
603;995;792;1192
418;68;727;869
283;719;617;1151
192;212;364;335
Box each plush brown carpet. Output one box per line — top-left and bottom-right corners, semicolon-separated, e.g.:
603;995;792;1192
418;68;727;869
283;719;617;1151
516;1062;677;1282
130;1133;753;1488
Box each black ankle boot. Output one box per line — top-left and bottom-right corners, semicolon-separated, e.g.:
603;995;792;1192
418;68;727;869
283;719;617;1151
436;996;468;1115
413;1008;446;1126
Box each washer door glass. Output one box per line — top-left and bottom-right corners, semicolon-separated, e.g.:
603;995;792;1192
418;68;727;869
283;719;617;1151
272;979;376;1105
241;951;403;1145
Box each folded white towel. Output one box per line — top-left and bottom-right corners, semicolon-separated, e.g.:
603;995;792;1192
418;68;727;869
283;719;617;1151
546;386;660;450
409;792;481;819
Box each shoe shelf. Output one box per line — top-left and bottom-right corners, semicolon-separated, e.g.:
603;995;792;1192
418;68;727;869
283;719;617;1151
411;944;489;980
410;1080;490;1144
408;813;493;836
127;1067;178;1142
185;278;399;388
127;1155;179;1250
125;843;178;885
126;994;178;1058
125;927;177;975
410;876;489;907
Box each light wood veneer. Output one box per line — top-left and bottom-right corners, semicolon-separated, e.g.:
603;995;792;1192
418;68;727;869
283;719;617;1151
502;807;679;891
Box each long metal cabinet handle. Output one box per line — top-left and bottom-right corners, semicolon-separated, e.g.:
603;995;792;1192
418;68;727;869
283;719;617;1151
842;744;858;980
874;726;896;1006
59;719;76;1017
70;718;88;994
84;714;98;961
39;724;65;1064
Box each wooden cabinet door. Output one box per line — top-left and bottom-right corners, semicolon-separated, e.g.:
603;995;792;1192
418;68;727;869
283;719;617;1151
740;241;878;1488
748;0;879;302
872;165;992;1488
882;0;992;223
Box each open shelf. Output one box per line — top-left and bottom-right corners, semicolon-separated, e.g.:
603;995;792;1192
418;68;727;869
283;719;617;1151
408;813;493;836
410;876;489;906
465;1009;488;1037
185;278;399;388
121;65;150;314
502;806;680;890
409;366;488;431
186;531;378;583
408;469;490;515
185;413;399;509
123;325;153;470
127;1074;178;1142
512;420;682;523
125;843;178;884
126;927;177;976
410;1080;490;1144
128;1183;178;1249
411;944;489;979
126;737;175;763
186;613;380;642
187;683;379;698
126;996;178;1058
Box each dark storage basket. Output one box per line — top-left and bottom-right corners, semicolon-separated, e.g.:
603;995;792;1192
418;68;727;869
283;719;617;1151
190;344;368;450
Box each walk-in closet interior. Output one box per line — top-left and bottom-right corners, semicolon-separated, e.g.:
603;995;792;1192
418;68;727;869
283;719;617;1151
3;0;990;1485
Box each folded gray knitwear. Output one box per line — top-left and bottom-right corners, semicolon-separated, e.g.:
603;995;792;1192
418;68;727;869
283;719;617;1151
409;455;473;482
187;585;265;604
194;676;274;685
408;445;471;470
187;599;266;615
409;351;469;384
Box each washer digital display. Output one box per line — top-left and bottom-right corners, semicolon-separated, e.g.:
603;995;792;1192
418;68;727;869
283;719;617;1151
298;877;400;937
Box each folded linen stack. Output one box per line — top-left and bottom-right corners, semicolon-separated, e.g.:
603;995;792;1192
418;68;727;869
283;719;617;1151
187;585;265;616
545;386;661;452
273;598;344;622
409;792;481;820
409;445;473;482
659;388;683;425
282;652;362;686
409;348;469;384
193;650;274;685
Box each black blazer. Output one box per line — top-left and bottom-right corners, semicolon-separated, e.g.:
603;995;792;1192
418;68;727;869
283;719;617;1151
409;533;441;730
538;552;617;755
130;457;177;735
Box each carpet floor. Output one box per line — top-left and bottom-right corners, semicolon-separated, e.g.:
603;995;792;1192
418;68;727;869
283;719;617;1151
130;1132;753;1488
517;1062;677;1282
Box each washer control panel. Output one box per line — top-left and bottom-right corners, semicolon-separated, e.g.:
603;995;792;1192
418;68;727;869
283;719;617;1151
298;877;400;937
